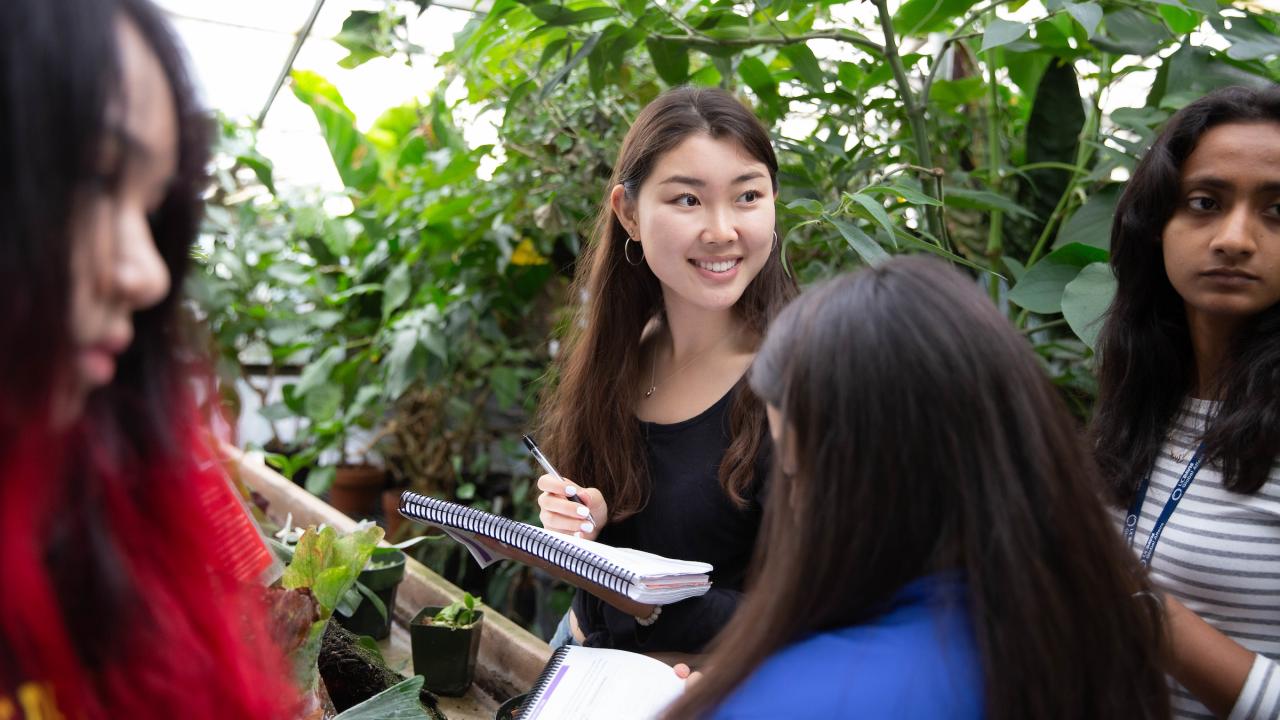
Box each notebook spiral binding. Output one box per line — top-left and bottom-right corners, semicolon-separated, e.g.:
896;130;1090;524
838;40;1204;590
398;491;638;596
516;645;570;720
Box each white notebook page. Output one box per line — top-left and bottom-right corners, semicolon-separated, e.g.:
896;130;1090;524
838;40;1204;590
522;646;684;720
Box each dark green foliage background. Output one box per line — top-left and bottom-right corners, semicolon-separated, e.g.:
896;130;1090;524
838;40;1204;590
192;0;1280;634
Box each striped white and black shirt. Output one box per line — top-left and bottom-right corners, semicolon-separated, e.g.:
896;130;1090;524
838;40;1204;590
1126;398;1280;719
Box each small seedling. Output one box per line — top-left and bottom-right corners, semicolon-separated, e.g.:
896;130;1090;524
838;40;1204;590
431;593;481;628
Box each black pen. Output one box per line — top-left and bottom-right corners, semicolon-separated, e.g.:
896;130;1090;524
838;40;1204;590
522;435;594;526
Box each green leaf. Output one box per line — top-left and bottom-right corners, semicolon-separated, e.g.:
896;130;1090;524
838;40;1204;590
282;525;385;617
928;77;986;109
646;37;689;85
384;328;421;399
944;188;1037;219
296;346;345;398
529;4;614;26
1054;184;1121;250
490;366;521;409
382;263;412;320
1062;262;1116;350
826;215;890;266
786;198;826;214
236;154;276;195
893;0;982;35
1008;242;1108;314
289;70;379;192
305;465;337;496
860;184;942;207
780;44;825;89
332;676;428;720
1149;46;1270;110
304;384;343;421
738;56;778;96
845;193;898;248
538;33;602;102
1019;59;1084;253
1157;4;1200;35
1091;9;1169;56
1064;2;1102;37
981;19;1029;52
1212;15;1280;61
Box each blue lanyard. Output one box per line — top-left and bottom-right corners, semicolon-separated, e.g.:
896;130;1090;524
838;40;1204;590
1123;443;1206;568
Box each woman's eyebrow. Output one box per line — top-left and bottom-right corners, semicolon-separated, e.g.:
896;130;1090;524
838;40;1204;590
1183;174;1280;194
658;171;766;187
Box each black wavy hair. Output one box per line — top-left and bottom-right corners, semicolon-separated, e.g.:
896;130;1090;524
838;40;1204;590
1091;84;1280;501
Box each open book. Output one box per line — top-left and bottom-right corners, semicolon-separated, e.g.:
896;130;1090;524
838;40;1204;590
517;646;684;720
398;492;712;614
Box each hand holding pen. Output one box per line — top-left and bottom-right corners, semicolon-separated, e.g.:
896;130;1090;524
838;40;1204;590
524;435;608;540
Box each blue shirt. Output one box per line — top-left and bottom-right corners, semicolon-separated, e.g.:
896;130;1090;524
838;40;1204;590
710;574;984;719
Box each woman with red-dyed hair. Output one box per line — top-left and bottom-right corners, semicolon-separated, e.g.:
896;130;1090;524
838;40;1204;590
0;1;298;717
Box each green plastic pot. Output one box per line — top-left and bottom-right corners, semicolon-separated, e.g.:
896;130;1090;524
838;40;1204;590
335;547;406;641
410;606;484;697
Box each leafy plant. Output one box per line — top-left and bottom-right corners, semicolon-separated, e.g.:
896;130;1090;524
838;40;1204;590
431;593;482;629
196;0;1280;634
332;676;435;720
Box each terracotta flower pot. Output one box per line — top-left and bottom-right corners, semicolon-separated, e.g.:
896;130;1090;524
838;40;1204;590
327;464;386;518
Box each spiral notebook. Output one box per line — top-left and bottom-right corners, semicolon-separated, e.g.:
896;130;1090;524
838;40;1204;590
516;646;684;720
398;491;712;605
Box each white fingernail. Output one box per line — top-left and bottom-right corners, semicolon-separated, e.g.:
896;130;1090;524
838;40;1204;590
576;505;591;517
580;522;594;533
564;484;577;497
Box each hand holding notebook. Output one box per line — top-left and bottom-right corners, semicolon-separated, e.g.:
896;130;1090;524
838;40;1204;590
398;492;713;616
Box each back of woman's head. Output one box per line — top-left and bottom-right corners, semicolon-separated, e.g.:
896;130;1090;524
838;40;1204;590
1095;84;1280;499
0;1;296;716
538;86;797;517
668;256;1168;719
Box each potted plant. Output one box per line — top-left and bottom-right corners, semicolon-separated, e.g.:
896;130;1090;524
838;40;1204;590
410;593;484;696
266;523;385;714
335;546;406;640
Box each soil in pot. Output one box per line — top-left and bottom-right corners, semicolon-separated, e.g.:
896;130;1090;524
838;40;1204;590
410;607;484;697
318;621;446;719
328;464;387;518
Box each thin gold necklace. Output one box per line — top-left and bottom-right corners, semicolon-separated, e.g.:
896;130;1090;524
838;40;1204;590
644;327;738;399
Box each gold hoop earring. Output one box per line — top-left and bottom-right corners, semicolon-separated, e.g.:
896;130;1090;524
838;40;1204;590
624;236;644;266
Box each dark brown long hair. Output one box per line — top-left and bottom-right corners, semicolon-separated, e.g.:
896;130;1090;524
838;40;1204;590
1091;85;1280;502
535;86;797;518
668;257;1169;719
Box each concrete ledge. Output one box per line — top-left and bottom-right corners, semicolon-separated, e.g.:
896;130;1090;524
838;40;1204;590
226;449;551;704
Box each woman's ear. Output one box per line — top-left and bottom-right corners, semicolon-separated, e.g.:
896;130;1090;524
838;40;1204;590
609;183;639;240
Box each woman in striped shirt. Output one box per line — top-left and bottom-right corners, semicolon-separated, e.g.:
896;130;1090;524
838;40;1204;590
1092;85;1280;719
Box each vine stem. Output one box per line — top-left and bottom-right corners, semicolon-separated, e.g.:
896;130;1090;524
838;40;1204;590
1016;53;1113;327
984;6;1004;302
873;0;945;244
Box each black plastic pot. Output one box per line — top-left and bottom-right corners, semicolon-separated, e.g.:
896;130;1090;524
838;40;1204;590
495;692;530;720
410;606;484;697
335;547;406;641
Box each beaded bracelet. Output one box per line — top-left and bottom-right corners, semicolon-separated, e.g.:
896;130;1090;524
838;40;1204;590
635;605;662;626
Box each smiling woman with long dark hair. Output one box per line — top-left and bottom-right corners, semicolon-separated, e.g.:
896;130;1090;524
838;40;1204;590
1091;85;1280;719
0;1;297;717
533;87;797;654
666;257;1170;719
